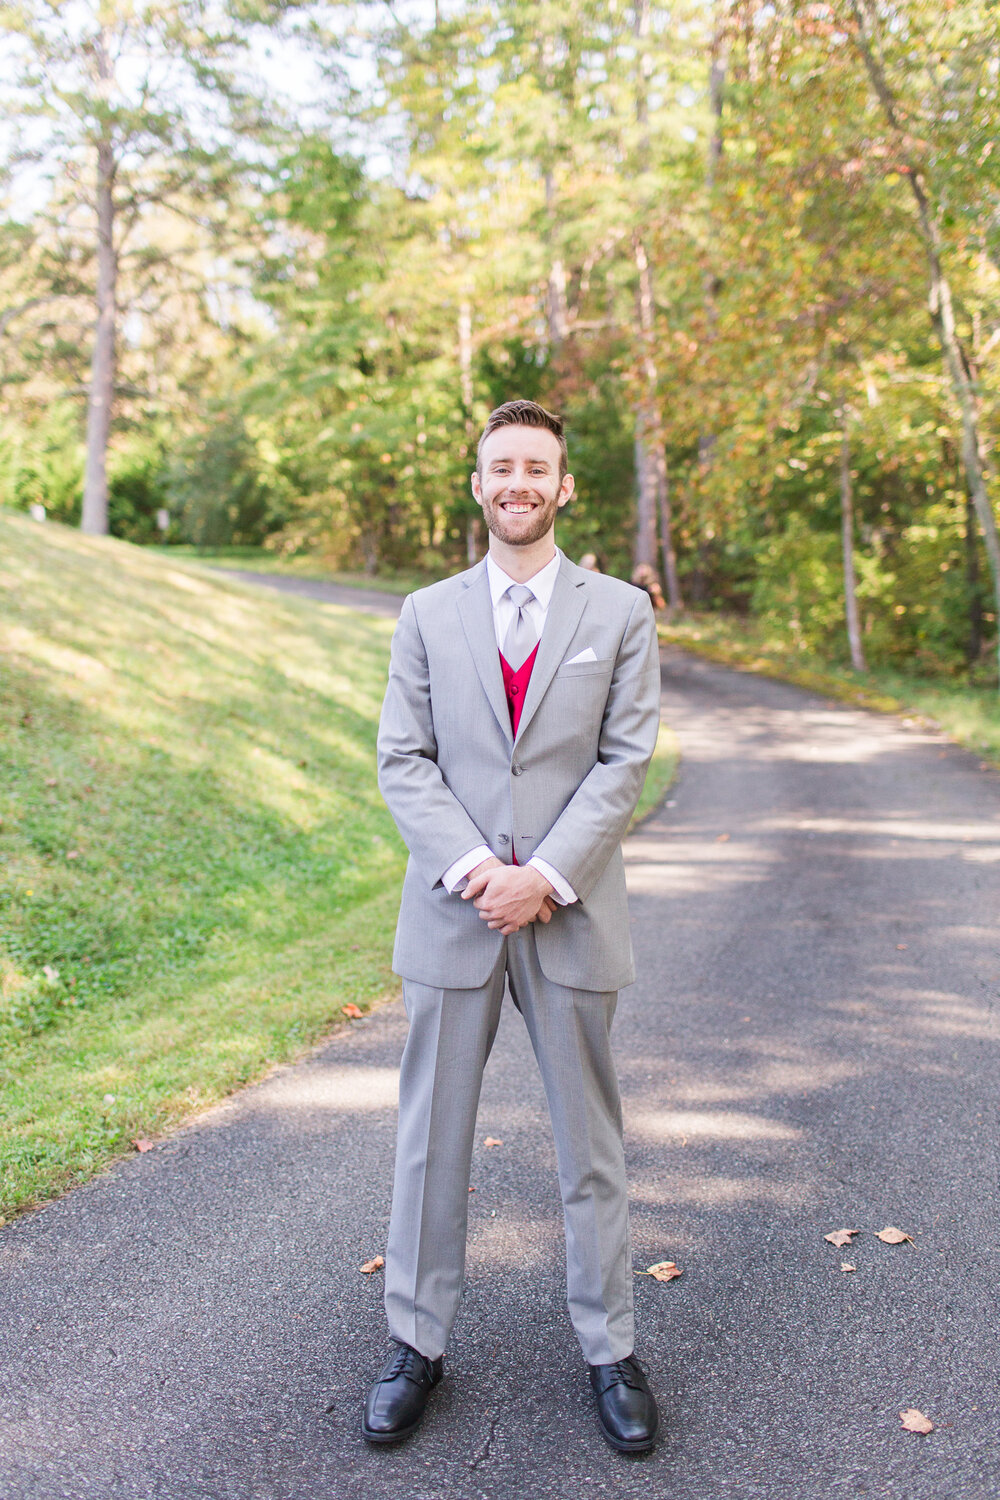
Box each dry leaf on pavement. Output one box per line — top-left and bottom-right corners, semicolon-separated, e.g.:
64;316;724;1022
342;1003;363;1019
877;1226;914;1245
900;1408;933;1434
824;1228;859;1247
840;1263;856;1273
359;1255;385;1274
638;1261;683;1282
133;1138;154;1153
483;1136;503;1147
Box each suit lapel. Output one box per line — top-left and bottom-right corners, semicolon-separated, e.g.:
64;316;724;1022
515;556;587;745
457;561;513;747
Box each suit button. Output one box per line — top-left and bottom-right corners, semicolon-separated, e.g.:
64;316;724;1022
498;834;510;844
511;764;523;776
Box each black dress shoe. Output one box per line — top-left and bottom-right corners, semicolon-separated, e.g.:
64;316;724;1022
589;1354;659;1453
362;1339;443;1444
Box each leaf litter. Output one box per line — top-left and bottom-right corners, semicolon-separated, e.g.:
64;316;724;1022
637;1261;683;1282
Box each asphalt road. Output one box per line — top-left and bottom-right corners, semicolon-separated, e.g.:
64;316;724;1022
210;570;407;617
1;641;998;1500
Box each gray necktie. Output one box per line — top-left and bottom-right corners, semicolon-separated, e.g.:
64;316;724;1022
502;584;539;670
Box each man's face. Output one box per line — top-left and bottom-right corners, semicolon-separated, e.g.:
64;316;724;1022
471;425;574;547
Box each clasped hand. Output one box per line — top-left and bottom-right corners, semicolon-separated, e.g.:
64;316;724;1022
461;856;557;936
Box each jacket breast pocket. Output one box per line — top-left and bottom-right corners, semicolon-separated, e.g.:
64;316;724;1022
555;657;614;678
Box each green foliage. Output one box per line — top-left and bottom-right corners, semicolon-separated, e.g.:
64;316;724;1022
0;405;85;523
167;414;290;547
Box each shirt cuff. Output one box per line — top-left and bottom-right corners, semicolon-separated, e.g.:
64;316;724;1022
442;845;494;894
528;856;578;906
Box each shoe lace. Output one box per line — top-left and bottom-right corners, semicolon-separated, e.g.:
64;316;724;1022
386;1340;433;1383
604;1358;643;1391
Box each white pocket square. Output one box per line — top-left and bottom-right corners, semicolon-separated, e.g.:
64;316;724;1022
564;646;597;665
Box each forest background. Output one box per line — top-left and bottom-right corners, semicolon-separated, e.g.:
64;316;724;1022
3;0;1000;686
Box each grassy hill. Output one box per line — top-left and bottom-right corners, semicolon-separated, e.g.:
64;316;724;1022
0;513;405;1220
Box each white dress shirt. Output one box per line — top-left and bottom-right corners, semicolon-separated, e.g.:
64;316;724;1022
440;551;578;905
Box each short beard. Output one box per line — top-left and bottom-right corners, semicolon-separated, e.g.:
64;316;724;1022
481;495;557;547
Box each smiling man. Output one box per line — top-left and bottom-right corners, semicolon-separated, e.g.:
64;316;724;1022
367;399;663;1453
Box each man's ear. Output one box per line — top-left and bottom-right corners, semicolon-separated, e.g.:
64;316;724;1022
557;473;575;509
471;470;483;504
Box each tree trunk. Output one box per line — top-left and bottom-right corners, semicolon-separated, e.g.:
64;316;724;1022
850;0;1000;687
632;240;682;606
631;233;682;603
966;486;983;666
466;514;482;564
697;12;728;478
839;415;866;672
633;427;658;571
627;7;680;605
458;298;474;415
655;447;683;613
459;294;479;565
544;172;568;351
81;121;116;535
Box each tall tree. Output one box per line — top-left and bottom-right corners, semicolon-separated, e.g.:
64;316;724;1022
1;0;277;534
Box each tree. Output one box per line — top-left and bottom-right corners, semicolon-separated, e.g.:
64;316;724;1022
1;0;279;534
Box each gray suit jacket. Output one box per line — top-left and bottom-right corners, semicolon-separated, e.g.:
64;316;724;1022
376;552;661;991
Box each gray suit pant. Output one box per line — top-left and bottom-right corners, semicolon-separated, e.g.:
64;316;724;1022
384;925;635;1365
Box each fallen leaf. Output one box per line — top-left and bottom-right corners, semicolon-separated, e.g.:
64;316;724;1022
45;777;57;786
66;850;80;860
896;943;908;950
483;1136;503;1148
877;1226;914;1245
359;1255;384;1274
900;1408;933;1434
342;1003;363;1019
639;1261;683;1282
133;1138;154;1153
824;1228;860;1248
715;833;730;842
840;1262;856;1273
468;1186;476;1193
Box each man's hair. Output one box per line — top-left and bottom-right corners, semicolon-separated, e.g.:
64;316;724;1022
475;399;568;481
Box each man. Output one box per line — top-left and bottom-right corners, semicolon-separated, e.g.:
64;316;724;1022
366;399;662;1453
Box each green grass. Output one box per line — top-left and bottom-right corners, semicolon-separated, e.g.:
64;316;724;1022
0;513;405;1220
658;611;1000;766
0;515;678;1220
630;721;679;830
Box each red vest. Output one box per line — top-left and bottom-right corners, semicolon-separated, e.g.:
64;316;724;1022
499;643;539;736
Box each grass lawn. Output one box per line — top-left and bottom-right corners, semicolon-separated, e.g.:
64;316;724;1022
1;513;407;1221
0;515;678;1220
658;612;1000;768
